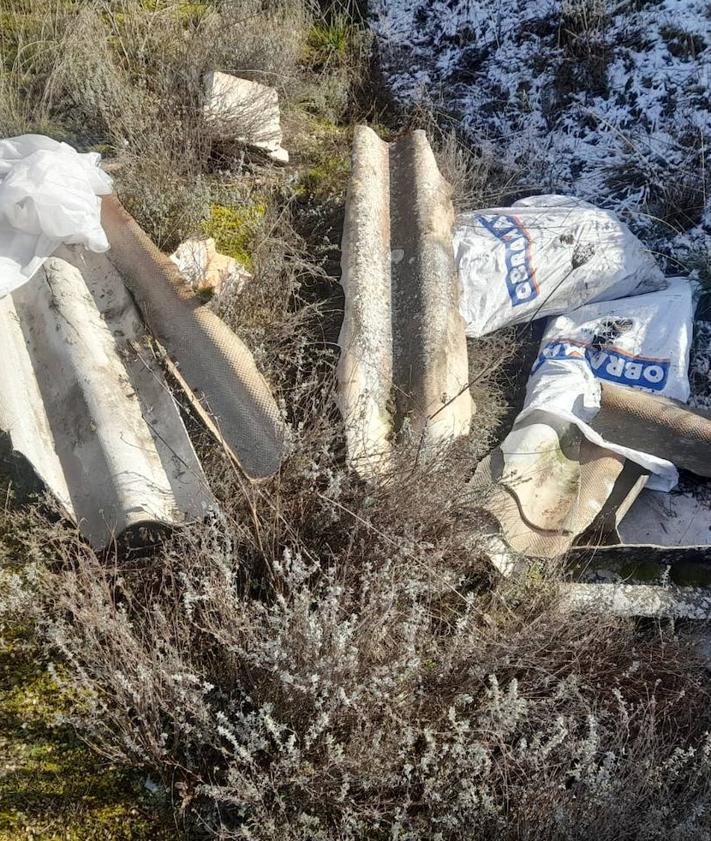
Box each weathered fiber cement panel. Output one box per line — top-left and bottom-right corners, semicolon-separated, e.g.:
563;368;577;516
338;126;474;477
204;71;289;164
472;410;633;559
101;195;286;480
592;381;711;479
477;399;711;617
0;248;214;548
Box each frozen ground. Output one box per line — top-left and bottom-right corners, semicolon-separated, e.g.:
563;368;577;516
371;0;711;264
372;0;711;397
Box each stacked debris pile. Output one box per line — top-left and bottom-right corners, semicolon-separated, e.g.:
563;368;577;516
0;135;285;549
337;126;711;613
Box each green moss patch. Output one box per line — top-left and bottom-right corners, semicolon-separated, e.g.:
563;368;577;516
202;201;267;271
298;155;349;202
0;630;180;840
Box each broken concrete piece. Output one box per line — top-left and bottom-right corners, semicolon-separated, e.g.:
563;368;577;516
338;126;474;478
101;195;286;480
0;249;215;548
170;237;250;297
559;582;711;619
204;71;289;164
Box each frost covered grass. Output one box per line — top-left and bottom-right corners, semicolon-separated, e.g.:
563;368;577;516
372;0;711;269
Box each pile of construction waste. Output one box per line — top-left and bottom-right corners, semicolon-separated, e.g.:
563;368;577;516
337;126;711;610
0;69;289;549
2;110;710;617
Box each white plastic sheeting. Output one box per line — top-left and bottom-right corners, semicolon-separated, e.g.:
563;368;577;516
454;195;665;337
0;135;112;297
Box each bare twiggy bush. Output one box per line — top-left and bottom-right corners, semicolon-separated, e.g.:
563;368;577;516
5;483;711;840
431;130;509;212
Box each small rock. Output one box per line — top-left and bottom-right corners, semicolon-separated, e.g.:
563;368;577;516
204;71;289;164
170;237;250;298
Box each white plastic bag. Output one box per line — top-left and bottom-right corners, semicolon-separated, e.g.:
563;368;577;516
518;279;695;490
0;135;113;298
454;194;666;338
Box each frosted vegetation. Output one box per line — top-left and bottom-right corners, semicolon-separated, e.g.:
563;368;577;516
373;0;711;263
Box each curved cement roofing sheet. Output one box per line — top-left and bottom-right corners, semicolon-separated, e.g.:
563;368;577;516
0;246;214;548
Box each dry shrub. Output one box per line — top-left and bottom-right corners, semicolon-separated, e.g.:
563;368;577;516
7;486;711;840
431;130;512;213
404;105;525;213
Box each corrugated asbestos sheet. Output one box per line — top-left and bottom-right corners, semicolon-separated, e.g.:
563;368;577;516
0;197;287;549
474;383;711;561
471;411;634;559
591;381;711;478
101;196;286;480
338;126;474;477
0;246;215;548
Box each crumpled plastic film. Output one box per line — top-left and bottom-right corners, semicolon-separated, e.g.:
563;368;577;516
0;134;113;297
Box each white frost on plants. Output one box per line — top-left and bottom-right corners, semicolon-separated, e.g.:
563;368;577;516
371;0;711;260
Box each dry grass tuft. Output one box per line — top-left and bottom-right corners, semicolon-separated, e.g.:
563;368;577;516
556;0;612;99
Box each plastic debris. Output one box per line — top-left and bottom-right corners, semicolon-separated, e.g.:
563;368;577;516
519;279;695;490
454;195;665;337
0;135;112;297
204;71;289;164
